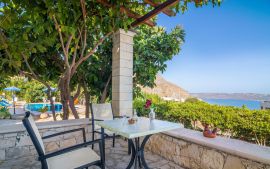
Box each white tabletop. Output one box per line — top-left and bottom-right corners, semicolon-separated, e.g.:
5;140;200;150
96;117;183;139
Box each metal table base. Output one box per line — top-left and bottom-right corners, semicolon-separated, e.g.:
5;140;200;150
127;135;152;169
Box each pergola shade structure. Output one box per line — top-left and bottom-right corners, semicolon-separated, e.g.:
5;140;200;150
95;0;180;116
97;0;178;28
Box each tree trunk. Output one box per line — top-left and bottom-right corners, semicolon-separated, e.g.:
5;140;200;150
82;81;90;118
69;96;78;118
59;81;69;120
100;74;111;103
59;77;80;119
47;90;56;121
74;84;81;100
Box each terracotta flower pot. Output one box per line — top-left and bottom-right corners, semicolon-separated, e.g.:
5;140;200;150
203;130;216;138
203;124;218;138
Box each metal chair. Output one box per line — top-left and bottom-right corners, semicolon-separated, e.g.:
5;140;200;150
90;103;131;153
90;103;120;148
22;111;105;169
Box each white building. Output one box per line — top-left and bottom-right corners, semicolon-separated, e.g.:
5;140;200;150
260;101;270;110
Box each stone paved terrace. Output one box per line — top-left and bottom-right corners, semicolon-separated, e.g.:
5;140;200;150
0;138;184;169
90;138;185;169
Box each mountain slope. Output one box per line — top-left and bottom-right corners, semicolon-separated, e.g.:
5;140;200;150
141;75;190;101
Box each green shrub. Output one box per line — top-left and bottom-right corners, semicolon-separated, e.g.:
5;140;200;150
24;81;46;102
38;106;48;113
134;94;270;146
185;97;200;103
0;76;58;103
0;106;10;119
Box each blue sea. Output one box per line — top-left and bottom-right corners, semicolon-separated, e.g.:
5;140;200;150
203;99;261;110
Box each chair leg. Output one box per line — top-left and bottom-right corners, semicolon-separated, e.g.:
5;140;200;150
92;132;95;149
128;139;131;155
112;134;115;147
101;163;105;169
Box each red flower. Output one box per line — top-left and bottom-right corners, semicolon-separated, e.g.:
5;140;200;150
144;99;152;109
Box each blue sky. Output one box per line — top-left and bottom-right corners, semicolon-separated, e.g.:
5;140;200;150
157;0;270;94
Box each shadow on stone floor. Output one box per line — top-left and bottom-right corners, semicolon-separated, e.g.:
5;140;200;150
0;138;184;169
89;138;184;169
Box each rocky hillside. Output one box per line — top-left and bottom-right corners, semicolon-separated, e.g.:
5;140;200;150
141;75;190;101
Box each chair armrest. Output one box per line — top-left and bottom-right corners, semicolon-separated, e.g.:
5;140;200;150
94;130;109;137
113;116;123;119
42;128;86;143
113;115;130;119
38;139;103;161
94;119;104;121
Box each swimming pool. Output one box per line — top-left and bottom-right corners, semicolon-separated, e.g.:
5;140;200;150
24;103;63;112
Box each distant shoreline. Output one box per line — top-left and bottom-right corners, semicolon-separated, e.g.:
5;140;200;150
203;98;261;110
191;93;270;101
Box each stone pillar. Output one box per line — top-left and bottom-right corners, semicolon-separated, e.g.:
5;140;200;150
112;29;135;117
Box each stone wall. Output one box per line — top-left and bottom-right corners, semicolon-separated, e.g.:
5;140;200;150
1;119;270;169
146;129;270;169
0;119;91;169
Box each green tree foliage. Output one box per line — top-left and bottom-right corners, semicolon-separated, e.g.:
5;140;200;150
134;94;270;146
75;25;185;105
24;81;47;103
1;0;221;119
0;76;58;103
134;26;184;88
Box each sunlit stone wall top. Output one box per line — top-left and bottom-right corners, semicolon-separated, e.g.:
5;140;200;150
147;128;270;169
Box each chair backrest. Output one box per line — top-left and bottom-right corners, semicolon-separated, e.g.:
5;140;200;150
22;112;45;156
90;103;114;121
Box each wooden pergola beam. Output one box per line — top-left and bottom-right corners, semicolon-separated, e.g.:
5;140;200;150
144;0;176;16
131;0;179;28
130;0;179;28
97;0;156;27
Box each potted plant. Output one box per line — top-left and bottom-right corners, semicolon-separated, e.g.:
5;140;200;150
144;99;156;120
39;107;49;119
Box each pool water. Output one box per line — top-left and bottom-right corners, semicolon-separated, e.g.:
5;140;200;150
25;103;63;112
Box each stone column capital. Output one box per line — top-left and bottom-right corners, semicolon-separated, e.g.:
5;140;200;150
114;29;136;37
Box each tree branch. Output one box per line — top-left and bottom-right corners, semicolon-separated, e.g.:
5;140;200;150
65;35;73;54
0;29;12;59
20;71;50;89
21;53;38;79
100;73;112;103
21;54;52;89
74;84;82;100
80;25;87;59
52;15;70;69
71;28;83;67
71;31;113;76
79;0;87;59
80;0;87;20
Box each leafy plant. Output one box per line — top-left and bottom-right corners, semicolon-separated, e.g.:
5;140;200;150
185;97;200;103
134;94;270;146
0;106;10;119
0;76;57;103
38;106;48;113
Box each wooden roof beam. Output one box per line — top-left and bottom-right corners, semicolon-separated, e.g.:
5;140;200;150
97;0;156;27
131;0;179;28
144;0;176;16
